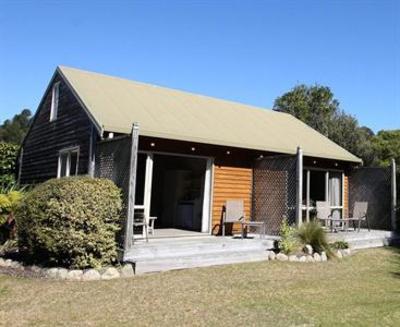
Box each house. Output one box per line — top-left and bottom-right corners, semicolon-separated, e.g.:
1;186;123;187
20;66;364;246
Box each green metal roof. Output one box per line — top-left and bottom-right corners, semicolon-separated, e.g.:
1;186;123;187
58;66;361;163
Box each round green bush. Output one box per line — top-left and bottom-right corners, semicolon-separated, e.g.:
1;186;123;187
16;177;122;268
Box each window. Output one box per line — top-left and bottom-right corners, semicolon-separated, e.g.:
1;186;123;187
302;169;344;221
50;82;60;121
57;147;79;177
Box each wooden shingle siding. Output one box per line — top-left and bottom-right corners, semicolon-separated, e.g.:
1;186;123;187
20;73;93;184
212;165;253;235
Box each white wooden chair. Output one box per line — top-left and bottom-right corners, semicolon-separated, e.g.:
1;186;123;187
133;208;157;242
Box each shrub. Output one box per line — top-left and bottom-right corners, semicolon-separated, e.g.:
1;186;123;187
16;177;122;269
278;217;300;254
330;240;349;250
0;143;19;189
298;221;333;257
0;184;24;243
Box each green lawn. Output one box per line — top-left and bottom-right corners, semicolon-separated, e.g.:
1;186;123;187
1;247;400;326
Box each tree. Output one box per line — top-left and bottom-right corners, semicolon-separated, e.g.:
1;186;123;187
0;109;32;145
273;84;339;136
273;84;375;165
372;130;400;166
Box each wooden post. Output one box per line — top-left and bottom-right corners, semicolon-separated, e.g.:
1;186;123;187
124;123;139;254
296;146;303;227
17;147;23;185
391;159;397;231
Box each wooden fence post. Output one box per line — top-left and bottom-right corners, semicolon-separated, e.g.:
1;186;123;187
124;123;139;254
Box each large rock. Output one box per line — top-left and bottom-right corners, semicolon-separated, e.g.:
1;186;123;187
313;253;321;262
321;252;328;262
120;264;134;278
30;265;43;273
67;270;83;281
306;255;315;263
267;251;276;261
82;269;101;281
336;250;343;259
288;255;298;262
304;244;313;255
101;267;120;280
57;268;69;279
299;256;306;262
276;253;288;261
342;249;351;256
4;259;12;267
0;258;6;267
46;268;59;279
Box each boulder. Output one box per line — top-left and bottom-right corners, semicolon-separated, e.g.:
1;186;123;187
66;270;83;281
82;269;101;281
336;250;343;259
299;256;306;262
0;258;5;266
313;253;321;262
30;265;42;273
304;244;313;255
342;249;351;256
306;255;315;263
276;253;288;261
120;264;134;278
101;267;120;280
46;268;59;279
288;255;298;262
10;261;22;269
321;252;328;262
267;251;276;261
57;268;69;279
4;259;12;267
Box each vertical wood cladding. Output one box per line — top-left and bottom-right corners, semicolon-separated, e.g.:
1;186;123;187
212;163;253;235
20;74;93;184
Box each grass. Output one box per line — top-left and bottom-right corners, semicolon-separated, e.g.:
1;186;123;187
1;247;400;326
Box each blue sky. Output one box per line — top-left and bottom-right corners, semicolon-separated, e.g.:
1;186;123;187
0;0;399;132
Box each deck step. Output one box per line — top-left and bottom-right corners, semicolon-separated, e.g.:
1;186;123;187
132;250;268;274
124;236;274;274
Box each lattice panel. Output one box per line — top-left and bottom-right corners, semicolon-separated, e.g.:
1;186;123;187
252;155;297;235
349;167;392;230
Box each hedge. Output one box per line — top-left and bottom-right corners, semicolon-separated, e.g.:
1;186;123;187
16;177;122;268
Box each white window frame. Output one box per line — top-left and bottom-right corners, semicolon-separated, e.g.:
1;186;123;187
57;146;80;178
50;82;60;122
302;167;344;221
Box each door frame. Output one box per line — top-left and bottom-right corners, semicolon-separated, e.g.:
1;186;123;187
137;150;213;234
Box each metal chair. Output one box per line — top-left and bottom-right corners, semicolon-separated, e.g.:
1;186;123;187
346;202;369;232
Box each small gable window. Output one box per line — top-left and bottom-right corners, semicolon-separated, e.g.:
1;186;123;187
57;147;79;178
50;82;60;121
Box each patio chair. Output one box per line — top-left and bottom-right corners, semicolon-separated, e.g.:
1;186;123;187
346;202;369;232
133;208;157;242
316;201;332;229
222;199;266;239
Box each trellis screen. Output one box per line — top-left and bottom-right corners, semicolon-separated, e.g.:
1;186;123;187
252;155;297;235
349;166;393;230
95;136;132;247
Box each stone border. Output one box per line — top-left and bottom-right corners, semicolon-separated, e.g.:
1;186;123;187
0;247;352;280
267;248;351;262
0;257;134;281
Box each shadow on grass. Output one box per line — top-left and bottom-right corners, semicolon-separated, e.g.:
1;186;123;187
386;245;400;279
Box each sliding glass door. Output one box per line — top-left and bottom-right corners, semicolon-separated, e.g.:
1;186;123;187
302;169;344;222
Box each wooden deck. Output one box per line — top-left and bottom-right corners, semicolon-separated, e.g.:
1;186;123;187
327;229;400;249
125;235;275;274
